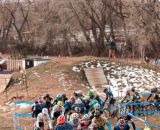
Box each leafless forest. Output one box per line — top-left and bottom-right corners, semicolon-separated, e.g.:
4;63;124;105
0;0;159;58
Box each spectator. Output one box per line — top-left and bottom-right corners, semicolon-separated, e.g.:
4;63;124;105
105;36;117;59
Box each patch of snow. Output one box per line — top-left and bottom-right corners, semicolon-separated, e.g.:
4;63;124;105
74;61;160;97
72;66;81;72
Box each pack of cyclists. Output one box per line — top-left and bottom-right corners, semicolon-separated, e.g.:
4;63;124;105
32;86;159;130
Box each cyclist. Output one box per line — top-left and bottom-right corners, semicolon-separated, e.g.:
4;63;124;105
77;114;92;130
147;86;160;110
121;87;143;113
76;90;84;99
54;115;73;130
103;88;116;118
52;94;62;106
61;94;68;103
44;94;52;113
74;106;83;119
51;101;65;120
72;98;85;114
90;103;104;119
121;87;143;103
89;100;98;113
123;114;136;130
34;122;44;130
114;118;130;130
82;96;90;113
69;113;80;129
32;99;45;118
63;96;75;115
90;111;107;130
94;94;104;109
147;86;159;102
88;89;95;99
35;108;53;130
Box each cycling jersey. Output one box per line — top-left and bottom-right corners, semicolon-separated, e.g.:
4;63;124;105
54;122;73;130
92;116;107;128
69;119;81;129
114;124;130;130
36;113;52;129
51;105;65;119
77;121;92;130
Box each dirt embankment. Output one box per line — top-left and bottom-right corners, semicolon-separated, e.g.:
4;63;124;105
0;57;159;130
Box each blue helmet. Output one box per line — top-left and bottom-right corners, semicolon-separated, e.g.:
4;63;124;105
57;94;62;99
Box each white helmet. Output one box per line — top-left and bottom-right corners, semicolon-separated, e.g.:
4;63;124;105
150;86;155;90
126;87;131;92
77;90;83;95
42;108;48;115
71;113;79;120
83;96;90;100
94;103;100;110
82;114;90;120
76;98;82;104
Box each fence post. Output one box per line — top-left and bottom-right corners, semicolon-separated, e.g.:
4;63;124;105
13;99;17;130
24;70;29;97
5;75;8;101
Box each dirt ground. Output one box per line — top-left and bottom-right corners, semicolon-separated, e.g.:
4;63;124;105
0;56;159;130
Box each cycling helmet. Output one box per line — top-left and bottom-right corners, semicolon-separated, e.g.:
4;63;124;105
34;127;41;130
62;94;67;98
91;100;98;106
38;99;43;104
83;96;90;101
118;119;125;126
75;98;82;104
57;101;63;107
154;87;158;92
74;107;81;113
57;94;62;99
144;126;151;130
103;88;108;93
57;115;65;124
70;96;75;102
94;103;100;110
94;111;101;118
71;113;79;119
88;90;94;97
77;90;83;95
150;86;157;92
131;86;136;91
42;108;48;115
126;87;131;92
83;114;90;120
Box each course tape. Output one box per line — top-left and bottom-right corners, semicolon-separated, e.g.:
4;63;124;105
123;101;160;106
133;110;160;114
15;101;34;105
127;112;160;129
141;93;151;97
14;112;32;117
106;120;112;130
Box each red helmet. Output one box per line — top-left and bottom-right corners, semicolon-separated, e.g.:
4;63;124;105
70;96;75;102
38;99;43;104
57;115;65;124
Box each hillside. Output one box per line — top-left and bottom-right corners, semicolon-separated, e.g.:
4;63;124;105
0;57;159;130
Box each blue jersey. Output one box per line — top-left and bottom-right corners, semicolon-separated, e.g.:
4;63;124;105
114;124;130;130
54;122;73;130
64;100;73;110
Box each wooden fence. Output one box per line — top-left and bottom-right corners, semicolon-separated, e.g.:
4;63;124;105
7;60;23;71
